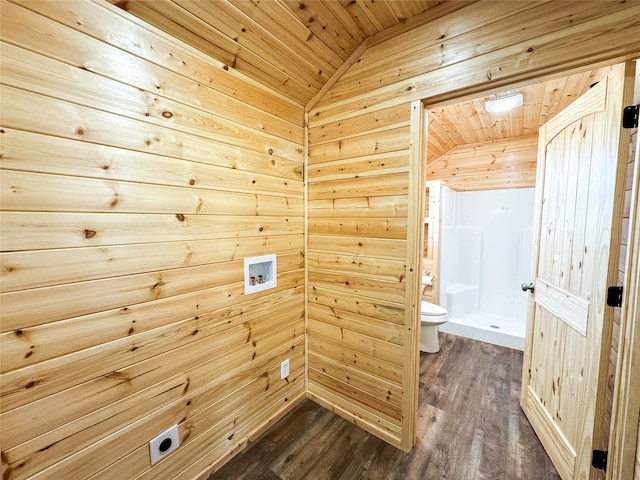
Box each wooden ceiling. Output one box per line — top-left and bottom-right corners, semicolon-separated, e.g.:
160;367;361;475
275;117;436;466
427;66;612;164
111;0;615;176
108;0;469;106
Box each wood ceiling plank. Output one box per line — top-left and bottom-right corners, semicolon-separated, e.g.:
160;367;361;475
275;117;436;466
427;113;461;161
311;4;640;125
111;0;313;103
540;76;569;126
354;0;398;32
346;1;548;82
470;97;500;141
439;110;468;146
283;0;362;60
367;0;476;48
455;102;486;145
320;0;370;47
339;0;379;37
386;1;421;21
328;1;636;108
229;0;344;73
174;0;326;91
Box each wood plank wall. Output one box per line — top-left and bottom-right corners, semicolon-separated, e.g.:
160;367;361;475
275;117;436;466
307;0;640;451
427;135;538;191
0;1;305;478
306;102;412;448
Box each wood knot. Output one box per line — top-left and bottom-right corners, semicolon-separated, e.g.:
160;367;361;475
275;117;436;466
258;226;264;232
84;229;97;238
161;110;173;119
189;179;195;185
527;47;534;53
268;148;274;155
75;127;85;136
176;214;185;221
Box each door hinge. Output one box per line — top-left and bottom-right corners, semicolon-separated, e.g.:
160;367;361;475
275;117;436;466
623;104;639;128
607;286;623;307
592;449;608;471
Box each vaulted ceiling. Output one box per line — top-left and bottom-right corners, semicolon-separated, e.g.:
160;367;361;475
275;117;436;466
110;0;615;165
108;0;471;106
427;65;612;163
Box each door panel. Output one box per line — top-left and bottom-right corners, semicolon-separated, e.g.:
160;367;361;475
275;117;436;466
522;62;635;480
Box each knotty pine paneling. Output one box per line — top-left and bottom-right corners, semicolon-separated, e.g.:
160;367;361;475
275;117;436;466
308;0;640;453
309;2;640;125
0;1;304;479
105;0;466;107
307;99;412;448
427;135;538;191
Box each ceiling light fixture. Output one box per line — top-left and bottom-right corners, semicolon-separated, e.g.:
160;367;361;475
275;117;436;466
484;93;523;113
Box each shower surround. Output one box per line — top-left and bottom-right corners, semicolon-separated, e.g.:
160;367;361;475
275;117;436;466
438;187;536;350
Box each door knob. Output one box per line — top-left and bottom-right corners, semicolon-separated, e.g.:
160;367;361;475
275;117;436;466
521;282;535;293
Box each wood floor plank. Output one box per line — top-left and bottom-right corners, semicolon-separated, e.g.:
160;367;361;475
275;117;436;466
208;333;556;480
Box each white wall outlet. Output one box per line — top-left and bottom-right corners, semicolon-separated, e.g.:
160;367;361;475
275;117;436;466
149;424;180;465
280;359;290;379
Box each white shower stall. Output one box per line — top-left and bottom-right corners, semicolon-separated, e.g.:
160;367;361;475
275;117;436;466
438;186;535;350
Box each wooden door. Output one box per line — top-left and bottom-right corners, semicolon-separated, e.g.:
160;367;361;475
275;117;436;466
521;62;634;480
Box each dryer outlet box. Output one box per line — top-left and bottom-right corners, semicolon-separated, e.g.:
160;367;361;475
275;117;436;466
149;424;180;465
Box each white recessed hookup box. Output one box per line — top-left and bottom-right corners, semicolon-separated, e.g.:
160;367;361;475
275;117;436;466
244;254;277;295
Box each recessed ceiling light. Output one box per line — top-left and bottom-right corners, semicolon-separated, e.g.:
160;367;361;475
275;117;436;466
484;93;523;113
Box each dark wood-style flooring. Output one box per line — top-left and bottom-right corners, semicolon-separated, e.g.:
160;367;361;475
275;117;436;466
209;333;560;480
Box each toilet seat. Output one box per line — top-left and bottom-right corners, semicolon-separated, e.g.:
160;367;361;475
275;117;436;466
421;301;447;317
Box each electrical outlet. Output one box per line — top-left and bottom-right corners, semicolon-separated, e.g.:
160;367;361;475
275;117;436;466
280;359;290;379
149;424;180;465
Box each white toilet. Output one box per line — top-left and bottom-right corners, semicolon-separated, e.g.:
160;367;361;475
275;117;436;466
420;301;449;353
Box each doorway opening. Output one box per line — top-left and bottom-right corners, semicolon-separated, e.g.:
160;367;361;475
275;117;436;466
419;60;638;479
421;65;613;351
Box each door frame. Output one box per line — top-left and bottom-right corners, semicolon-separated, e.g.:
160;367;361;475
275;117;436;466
607;130;640;480
419;61;639;477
